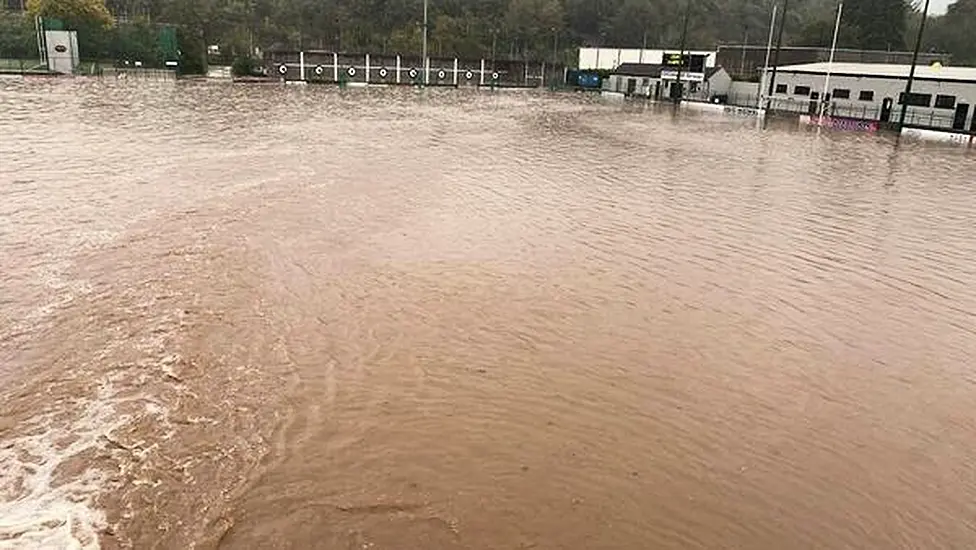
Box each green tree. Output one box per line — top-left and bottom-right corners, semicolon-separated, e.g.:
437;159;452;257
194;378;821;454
794;14;860;47
433;14;483;57
388;23;422;55
504;0;564;58
924;0;976;64
111;19;163;62
845;0;909;50
27;0;114;28
606;0;662;47
0;11;39;59
43;0;967;72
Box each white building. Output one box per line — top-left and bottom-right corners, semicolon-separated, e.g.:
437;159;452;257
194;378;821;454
764;62;976;132
605;63;732;102
579;48;717;71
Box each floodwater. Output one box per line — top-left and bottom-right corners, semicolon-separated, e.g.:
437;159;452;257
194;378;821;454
1;79;975;550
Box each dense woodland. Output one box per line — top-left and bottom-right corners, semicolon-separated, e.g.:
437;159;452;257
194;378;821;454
2;0;976;71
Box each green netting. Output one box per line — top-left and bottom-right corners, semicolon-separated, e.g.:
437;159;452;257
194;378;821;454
158;26;178;60
41;18;65;31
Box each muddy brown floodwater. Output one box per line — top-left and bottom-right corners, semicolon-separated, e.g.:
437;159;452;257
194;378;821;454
1;78;975;550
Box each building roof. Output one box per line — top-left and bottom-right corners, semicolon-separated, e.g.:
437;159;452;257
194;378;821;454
612;63;724;79
719;45;946;56
775;62;976;82
613;63;665;77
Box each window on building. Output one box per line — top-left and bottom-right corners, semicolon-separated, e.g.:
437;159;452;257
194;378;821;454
833;88;851;99
935;94;956;109
794;85;811;96
858;90;875;101
775;84;787;94
898;92;932;107
811;91;820;100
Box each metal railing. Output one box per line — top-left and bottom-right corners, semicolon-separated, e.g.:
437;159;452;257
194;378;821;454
101;66;177;80
726;93;969;133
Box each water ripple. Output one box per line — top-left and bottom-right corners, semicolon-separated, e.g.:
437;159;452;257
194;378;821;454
1;80;976;549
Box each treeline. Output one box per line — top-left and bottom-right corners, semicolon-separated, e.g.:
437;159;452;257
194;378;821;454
3;0;976;70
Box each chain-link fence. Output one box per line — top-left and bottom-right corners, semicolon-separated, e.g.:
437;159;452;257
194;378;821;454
0;9;39;70
1;10;186;74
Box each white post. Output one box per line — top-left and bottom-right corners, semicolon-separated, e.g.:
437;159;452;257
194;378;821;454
425;57;430;85
480;59;486;86
396;55;402;84
300;51;306;81
453;57;459;86
758;4;778;110
819;2;844;123
333;52;338;82
422;0;428;73
365;53;370;84
36;16;46;68
541;61;546;88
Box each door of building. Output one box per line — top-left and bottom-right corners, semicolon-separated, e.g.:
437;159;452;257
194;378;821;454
670;81;683;100
952;103;970;131
808;91;820;115
627;78;637;95
880;98;893;122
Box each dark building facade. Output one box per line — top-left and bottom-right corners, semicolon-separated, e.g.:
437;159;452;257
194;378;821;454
717;45;950;80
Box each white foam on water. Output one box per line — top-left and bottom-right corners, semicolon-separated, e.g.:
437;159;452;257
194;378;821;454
0;382;128;550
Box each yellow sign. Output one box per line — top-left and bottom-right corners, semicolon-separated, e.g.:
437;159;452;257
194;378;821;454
663;53;685;66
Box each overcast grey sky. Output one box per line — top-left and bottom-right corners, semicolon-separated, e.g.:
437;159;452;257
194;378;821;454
928;0;952;14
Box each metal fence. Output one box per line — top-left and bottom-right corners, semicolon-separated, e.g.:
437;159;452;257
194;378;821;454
717;45;949;81
726;93;964;132
101;67;177;80
0;58;43;72
265;50;565;88
765;97;883;120
896;111;960;131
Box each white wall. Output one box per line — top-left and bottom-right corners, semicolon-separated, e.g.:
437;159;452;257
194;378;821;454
605;74;654;96
606;69;731;101
729;80;760;98
45;31;79;74
767;71;976;128
708;69;732;96
578;48;717;70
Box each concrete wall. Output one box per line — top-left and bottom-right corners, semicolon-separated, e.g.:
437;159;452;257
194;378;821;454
768;71;976;129
901;127;975;147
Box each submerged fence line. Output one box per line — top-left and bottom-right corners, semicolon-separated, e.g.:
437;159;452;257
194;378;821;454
266;51;566;88
101;67;177;80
